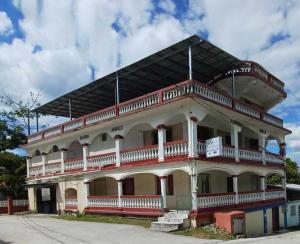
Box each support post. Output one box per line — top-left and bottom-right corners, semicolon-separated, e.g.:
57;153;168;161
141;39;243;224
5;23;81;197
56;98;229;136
188;46;192;80
82;144;89;171
231;123;241;162
231;68;235;98
60;149;67;174
258;130;267;165
116;72;120;105
191;174;198;211
41;153;47;176
117;180;123;208
160;176;167;209
115;135;123;167
36;112;39;132
7;196;13;215
68;98;72;120
26;157;31;178
233;175;239;204
84;182;90;208
260;176;266;200
188;117;198;158
157;125;166;162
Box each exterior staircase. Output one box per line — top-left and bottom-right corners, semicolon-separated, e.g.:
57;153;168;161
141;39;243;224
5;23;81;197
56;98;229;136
151;210;191;232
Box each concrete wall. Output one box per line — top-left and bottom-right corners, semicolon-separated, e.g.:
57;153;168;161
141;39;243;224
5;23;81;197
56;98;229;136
28;186;36;212
89;177;117;196
266;208;273;234
134;174;156;195
89;134;115;156
238;174;259;192
287;201;300;227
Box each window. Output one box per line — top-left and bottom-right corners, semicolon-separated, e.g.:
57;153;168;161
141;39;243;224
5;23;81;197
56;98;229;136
52;145;59;152
198;126;213;141
290;205;296;217
101;133;107;142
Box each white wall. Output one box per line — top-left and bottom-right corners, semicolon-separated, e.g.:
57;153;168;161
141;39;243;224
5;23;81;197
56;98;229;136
89;134;115;156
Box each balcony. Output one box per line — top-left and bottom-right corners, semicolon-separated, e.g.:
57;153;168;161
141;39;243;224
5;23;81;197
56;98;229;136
27;80;286;144
28;140;284;178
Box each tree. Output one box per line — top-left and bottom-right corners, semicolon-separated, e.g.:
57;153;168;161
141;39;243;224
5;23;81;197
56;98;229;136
267;157;299;185
0;152;26;198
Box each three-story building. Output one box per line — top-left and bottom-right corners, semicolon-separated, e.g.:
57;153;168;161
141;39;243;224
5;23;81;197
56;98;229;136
24;35;290;236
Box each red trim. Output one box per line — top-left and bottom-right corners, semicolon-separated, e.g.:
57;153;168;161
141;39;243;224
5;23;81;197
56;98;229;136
121;195;160;199
87;152;115;159
121;144;158;153
88;195;118;199
84;207;164;217
198;192;235;197
164;140;187;146
64;157;83;163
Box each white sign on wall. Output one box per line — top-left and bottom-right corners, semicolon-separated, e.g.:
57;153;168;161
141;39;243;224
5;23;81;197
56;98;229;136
206;136;223;158
41;188;51;201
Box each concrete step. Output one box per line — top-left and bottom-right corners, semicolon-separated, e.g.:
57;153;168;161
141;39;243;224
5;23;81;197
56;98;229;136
150;222;182;232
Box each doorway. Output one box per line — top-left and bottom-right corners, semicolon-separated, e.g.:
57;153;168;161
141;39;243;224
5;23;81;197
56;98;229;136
272;207;280;231
36;185;57;214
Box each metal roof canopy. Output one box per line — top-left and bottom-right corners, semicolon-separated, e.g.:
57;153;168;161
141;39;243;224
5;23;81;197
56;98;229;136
33;35;245;118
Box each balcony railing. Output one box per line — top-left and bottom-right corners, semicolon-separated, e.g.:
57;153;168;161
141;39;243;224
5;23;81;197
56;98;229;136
197;189;284;209
164;140;188;157
64;158;84;171
87;195;163;209
121;145;158;163
45;162;61;174
65;197;78;209
87;153;116;168
27;80;285;144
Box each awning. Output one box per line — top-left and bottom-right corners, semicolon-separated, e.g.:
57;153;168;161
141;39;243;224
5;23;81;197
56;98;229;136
33;35;245;118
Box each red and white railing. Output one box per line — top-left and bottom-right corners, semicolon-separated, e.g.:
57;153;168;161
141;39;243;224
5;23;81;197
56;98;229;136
13;199;29;206
239;148;262;161
121;195;162;209
198;193;235;208
87;153;116;168
222;146;235;158
65;197;78;209
238;191;264;204
45;162;61;174
29;165;43;176
28;80;285;144
265;152;283;164
164;140;188;157
65;158;84;171
121;145;158;163
88;196;119;208
0;200;7;207
265;189;285;200
197;141;206;155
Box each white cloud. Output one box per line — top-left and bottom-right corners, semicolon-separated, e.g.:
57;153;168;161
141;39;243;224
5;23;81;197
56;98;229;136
158;0;176;15
0;11;13;35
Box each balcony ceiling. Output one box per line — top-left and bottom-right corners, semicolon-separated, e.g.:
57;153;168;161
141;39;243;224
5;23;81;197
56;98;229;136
33;34;246;118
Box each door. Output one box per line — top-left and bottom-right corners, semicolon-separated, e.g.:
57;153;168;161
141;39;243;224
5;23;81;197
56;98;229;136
123;178;134;195
272;207;280;231
227;177;233;192
36;185;57;214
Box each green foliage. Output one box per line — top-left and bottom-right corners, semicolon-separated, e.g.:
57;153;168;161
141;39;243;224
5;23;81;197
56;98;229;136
267;157;299;185
0;152;26;197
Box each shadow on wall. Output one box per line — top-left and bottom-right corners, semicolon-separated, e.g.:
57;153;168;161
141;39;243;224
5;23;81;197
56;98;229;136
0;240;12;244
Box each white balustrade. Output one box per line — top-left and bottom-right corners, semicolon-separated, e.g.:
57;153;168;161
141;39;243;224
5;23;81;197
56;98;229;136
64;158;84;171
265;153;283;164
239;191;264;204
198;194;235;208
193;83;232;107
265;190;285;200
85;108;116;125
29;166;43;176
63;119;84;132
45;163;61;174
88;197;119;208
235;101;260;119
28;133;43;143
239;149;262;161
87;153;116;168
222;146;235;158
164;141;188;157
13;199;29;206
162;83;192;101
121;146;158;163
263;114;283;127
44;126;62;138
119;94;159;115
0;200;7;207
197;141;206;155
65;198;78;207
121;196;162;209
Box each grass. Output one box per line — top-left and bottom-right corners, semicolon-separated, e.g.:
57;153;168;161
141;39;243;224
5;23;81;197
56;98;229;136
53;214;153;228
172;225;236;240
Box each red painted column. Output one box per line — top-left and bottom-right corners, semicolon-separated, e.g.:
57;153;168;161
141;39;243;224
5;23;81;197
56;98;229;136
7;196;13;215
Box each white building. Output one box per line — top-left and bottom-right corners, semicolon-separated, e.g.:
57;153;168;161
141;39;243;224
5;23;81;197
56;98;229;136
23;35;290;236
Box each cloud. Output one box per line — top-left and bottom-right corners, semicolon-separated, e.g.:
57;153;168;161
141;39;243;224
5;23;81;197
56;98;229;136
158;0;176;15
0;11;13;35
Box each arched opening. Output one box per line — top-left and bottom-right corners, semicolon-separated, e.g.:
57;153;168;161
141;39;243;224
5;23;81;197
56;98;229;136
266;135;280;154
89;177;118;196
49;145;59;153
67;140;82;159
238;171;260;192
33;149;41;156
89;133;114;156
266;173;283;189
123;123;154;149
65;188;78;210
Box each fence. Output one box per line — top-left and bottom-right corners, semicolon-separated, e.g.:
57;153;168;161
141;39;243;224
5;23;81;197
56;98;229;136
0;197;29;214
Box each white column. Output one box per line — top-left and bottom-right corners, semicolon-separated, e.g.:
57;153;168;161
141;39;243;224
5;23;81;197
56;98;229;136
117;180;123;208
258;132;267;164
60;149;67;173
231;123;241;162
84;182;90;208
157;125;166;162
115;135;123;167
42;153;47;176
82;144;89;171
188;117;198;158
260;176;266;200
233;175;239;204
160;177;167;209
191;174;198;211
26;157;31;177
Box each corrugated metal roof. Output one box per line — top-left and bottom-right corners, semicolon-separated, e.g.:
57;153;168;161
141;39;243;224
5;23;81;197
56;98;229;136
33;34;245;118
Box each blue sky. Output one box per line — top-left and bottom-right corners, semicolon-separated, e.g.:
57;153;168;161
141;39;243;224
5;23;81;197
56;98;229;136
0;0;300;162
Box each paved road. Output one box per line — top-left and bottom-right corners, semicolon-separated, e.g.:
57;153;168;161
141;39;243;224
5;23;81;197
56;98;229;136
0;215;300;244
